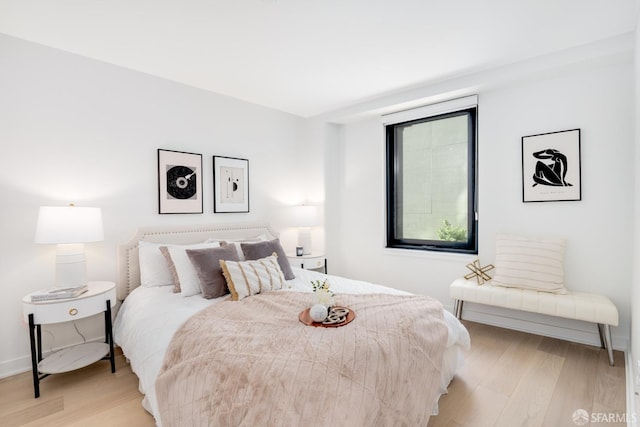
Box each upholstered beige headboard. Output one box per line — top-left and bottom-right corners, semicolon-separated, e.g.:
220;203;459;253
116;223;278;300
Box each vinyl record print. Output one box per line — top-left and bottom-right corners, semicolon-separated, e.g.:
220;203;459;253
166;165;197;200
158;149;203;214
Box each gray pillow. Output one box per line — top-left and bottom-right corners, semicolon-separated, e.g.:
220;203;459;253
240;238;295;280
186;245;239;299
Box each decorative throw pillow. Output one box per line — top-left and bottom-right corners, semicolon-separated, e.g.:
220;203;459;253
139;241;175;287
240;239;295;280
220;254;287;301
159;242;221;296
204;234;268;260
492;234;567;294
186;245;239;299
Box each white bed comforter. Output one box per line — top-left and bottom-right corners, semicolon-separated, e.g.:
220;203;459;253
114;267;470;423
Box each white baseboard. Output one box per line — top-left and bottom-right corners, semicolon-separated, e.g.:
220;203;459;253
0;355;32;379
626;347;638;427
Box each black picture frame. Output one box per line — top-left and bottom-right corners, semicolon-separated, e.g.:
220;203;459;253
157;149;203;214
213;156;249;213
522;129;581;203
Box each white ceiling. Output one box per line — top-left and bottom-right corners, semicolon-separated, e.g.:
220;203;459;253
0;0;638;117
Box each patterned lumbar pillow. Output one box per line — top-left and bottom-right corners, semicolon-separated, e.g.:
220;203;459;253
492;234;568;294
220;253;287;301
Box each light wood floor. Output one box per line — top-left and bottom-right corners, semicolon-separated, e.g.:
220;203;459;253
428;321;626;427
0;322;625;427
0;348;155;427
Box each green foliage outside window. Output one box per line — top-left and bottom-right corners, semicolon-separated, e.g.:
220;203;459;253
437;219;467;242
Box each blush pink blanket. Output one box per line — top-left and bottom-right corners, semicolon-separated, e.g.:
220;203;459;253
155;291;448;427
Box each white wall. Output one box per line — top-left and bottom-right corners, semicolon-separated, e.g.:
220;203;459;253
0;34;307;377
324;36;635;350
632;11;640;408
1;30;636;379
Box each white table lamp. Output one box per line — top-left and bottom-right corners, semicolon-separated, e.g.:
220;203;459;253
35;205;104;287
292;205;317;255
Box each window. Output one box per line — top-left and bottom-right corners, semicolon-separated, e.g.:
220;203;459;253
385;99;477;254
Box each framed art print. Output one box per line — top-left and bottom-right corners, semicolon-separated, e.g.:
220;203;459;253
158;149;203;214
522;129;581;203
213;156;249;213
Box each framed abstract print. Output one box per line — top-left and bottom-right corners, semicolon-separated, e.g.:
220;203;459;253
158;149;203;214
522;129;581;203
213;156;249;213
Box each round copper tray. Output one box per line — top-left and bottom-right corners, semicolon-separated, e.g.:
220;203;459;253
299;306;355;328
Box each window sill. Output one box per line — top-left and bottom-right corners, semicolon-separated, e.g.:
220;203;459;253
382;246;478;263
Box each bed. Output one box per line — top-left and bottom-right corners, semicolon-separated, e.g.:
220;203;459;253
113;223;470;426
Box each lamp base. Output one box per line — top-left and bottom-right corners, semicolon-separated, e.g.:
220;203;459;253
55;244;87;287
297;228;312;255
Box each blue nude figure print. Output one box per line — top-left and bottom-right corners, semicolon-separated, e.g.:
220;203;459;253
531;148;572;187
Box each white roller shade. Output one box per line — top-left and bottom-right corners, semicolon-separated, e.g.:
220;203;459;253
382;95;478;125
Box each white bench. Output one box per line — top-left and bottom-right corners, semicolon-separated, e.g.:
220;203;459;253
450;278;619;366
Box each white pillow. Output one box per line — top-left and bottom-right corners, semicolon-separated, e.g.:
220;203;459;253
220;254;287;301
492;234;567;294
139;241;174;287
164;242;221;297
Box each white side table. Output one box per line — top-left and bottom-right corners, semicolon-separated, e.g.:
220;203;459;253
22;281;117;398
287;253;327;274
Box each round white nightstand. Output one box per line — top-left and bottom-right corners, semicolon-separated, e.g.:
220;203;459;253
22;281;117;398
286;253;327;274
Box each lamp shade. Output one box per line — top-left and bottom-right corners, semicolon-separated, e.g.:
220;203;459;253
291;205;317;228
291;205;317;255
35;206;104;244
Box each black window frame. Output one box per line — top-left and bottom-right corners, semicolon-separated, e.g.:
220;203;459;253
385;106;478;254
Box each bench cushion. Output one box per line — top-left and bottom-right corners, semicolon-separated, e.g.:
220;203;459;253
450;278;618;326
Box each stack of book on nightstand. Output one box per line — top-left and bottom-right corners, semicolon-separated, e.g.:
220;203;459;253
31;284;89;302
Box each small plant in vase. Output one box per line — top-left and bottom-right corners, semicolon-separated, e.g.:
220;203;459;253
310;279;334;308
